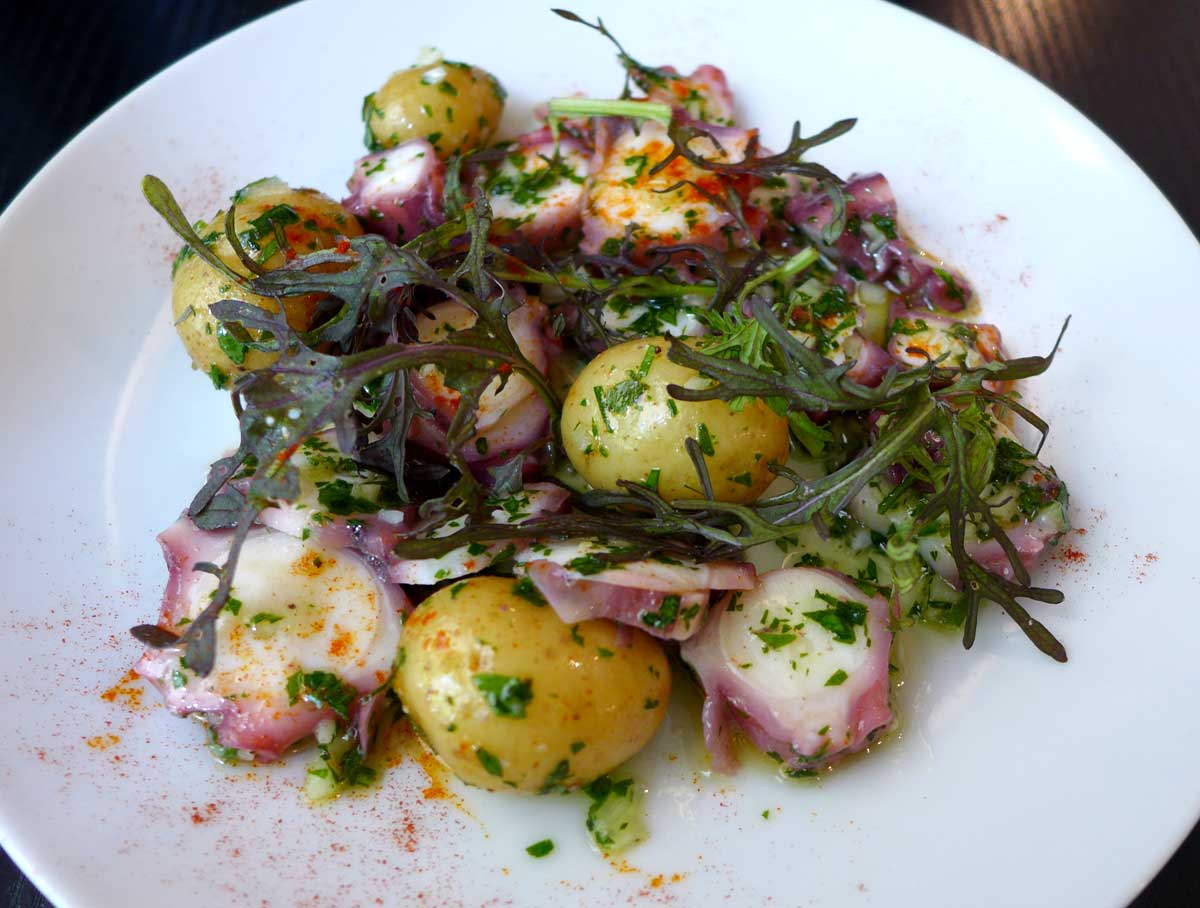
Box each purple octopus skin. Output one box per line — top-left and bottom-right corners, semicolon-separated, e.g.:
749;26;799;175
519;558;756;641
848;439;1068;587
343;139;445;245
643;63;738;126
918;500;1067;588
408;390;551;470
843;332;895;387
681;567;894;774
786;172;973;312
968;509;1067;583
134;518;408;761
407;296;556;468
468;126;591;248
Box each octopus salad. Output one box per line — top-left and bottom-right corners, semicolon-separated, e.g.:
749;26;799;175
132;10;1071;855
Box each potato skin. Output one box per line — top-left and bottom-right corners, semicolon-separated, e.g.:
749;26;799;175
364;60;505;157
561;337;791;502
171;178;361;382
396;576;669;793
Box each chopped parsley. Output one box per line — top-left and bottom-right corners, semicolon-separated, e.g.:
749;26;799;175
623;153;650;184
476;747;503;777
604;377;644;414
539;759;571;793
472;673;534;718
934;268;967;303
869;213;897;238
566;554;607;576
641;594;680;629
286;670;359;720
753;630;798;650
485;153;583;206
1017;481;1054;520
315;479;380;516
243;204;299;253
361;92;385;150
512;576;548;607
526;839;555;858
803;592;867;644
992;438;1034;486
249;612;282;625
890;317;930;337
584;775;643;852
593;385;614;432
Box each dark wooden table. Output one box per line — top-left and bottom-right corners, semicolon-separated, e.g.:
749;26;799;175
1;2;1196;906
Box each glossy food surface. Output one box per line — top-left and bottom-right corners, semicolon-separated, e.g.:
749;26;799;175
561;336;790;502
366;60;505;157
171;178;360;377
1;3;1198;908
396;576;670;792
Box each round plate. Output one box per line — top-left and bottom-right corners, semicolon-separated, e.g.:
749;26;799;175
1;1;1197;906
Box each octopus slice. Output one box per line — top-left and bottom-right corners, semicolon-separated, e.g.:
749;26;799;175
642;63;737;126
849;421;1069;586
409;296;553;464
472;127;591;248
135;518;406;761
887;308;1005;372
786;172;973;313
515;539;755;641
785;277;896;388
381;482;571;585
343;139;445;244
681;567;893;773
580;117;761;258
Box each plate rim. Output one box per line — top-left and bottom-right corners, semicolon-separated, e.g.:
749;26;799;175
1;2;1197;906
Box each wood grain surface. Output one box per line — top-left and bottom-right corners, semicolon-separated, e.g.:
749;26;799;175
0;2;1195;906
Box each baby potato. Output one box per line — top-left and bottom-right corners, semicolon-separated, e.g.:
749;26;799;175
561;337;790;502
363;58;505;157
396;575;669;793
171;177;361;384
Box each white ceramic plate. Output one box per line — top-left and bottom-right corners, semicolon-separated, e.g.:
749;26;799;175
2;1;1198;906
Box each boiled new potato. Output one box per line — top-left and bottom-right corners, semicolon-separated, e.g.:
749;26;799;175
561;337;790;502
363;57;505;157
171;177;361;384
396;575;669;793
